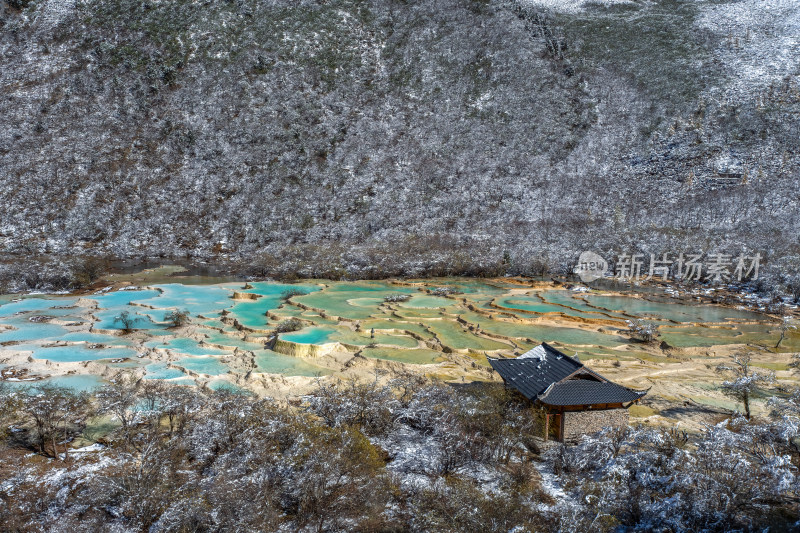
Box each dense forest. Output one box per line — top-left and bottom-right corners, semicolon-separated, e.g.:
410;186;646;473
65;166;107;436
1;0;799;289
1;376;799;532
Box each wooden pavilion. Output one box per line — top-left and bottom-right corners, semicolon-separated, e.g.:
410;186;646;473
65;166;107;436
488;343;648;442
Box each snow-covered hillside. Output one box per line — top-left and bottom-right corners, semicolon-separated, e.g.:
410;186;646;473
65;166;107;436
0;0;798;283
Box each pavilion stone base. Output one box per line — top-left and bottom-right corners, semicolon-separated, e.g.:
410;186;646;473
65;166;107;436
562;408;629;442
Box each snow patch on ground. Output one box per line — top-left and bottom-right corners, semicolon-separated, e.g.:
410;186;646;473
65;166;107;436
41;453;118;488
34;0;76;28
534;460;568;502
519;0;639;14
69;443;106;454
378;425;439;489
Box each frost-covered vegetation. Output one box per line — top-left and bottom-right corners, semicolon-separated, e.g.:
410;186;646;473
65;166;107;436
0;0;798;289
272;317;304;334
1;377;799;531
625;318;659;343
383;293;411;303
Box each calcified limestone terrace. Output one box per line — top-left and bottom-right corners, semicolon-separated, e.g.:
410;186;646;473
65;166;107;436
1;268;798;427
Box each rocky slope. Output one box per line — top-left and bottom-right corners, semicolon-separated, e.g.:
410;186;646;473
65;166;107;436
0;0;798;282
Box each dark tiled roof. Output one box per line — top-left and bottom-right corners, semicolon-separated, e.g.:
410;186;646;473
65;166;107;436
487;343;583;400
538;380;647;406
488;342;647;406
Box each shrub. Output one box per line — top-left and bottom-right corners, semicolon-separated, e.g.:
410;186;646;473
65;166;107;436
411;477;547;531
114;311;141;333
280;288;308;301
383;293;411;302
273;318;303;334
164;309;191;328
429;287;462;297
0;381;19;444
69;256;110;288
625;319;659;343
6;0;33;10
17;384;93;459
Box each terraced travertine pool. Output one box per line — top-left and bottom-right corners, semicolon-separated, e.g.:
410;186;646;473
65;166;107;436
0;275;788;393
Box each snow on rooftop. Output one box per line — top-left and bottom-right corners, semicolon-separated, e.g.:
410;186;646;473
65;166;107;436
518;344;547;361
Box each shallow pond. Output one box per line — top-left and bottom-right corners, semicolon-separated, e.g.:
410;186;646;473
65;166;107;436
360;347;444;364
280;326;337;344
583;294;764;323
21;344;137;363
493;294;615;320
5;374;106;392
0;277;775;390
0;320;69;342
201;330;264;351
293;282;417;320
0;297;77;317
253;349;332;376
136;283;235;316
425;320;510;351
174;356;230;376
143;362;188;380
145;337;229;356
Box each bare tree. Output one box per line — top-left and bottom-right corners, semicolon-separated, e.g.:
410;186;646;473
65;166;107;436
785;276;800;304
19;385;92;459
625;319;659;343
114;311;141;334
775;315;796;349
164;308;191;328
716;352;775;419
161;386;205;436
96;375;140;445
0;381;19;445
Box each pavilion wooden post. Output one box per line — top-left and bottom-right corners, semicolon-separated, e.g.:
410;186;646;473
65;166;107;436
544;412;550;441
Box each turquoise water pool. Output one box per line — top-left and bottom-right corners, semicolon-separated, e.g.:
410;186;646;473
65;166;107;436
92;289;161;309
520;324;629;346
253;349;332;376
138;283;236;316
229;300;272;329
145;337;228;356
201;330;264;351
0;321;68;342
207;379;245;392
0;278;774;391
229;282;322;329
293;282;417;320
143;362;187;380
59;332;130;345
0;297;77;317
93;307;165;331
494;294;620;321
17;344;137;363
174;356;229;375
280;326;337;344
4;374;106;392
400;295;454;309
425;320;510;351
583;295;765;323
